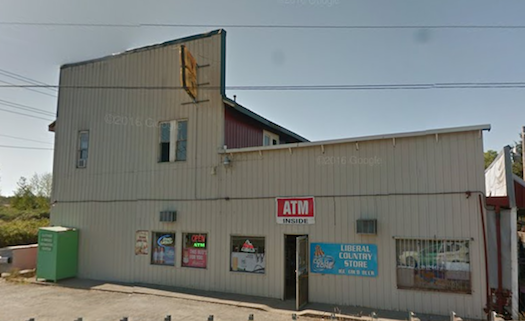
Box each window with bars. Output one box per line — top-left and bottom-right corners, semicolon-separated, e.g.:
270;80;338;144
159;120;187;162
396;238;471;293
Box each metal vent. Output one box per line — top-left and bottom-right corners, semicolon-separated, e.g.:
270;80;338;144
356;219;377;234
160;211;177;222
77;159;87;168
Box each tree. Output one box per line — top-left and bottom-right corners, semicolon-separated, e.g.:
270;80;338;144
10;173;52;211
511;134;523;178
29;173;52;198
484;150;498;169
10;177;39;210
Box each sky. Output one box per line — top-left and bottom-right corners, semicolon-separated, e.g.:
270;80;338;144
0;0;524;195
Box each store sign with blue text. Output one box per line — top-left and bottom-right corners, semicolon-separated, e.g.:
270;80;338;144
311;243;378;277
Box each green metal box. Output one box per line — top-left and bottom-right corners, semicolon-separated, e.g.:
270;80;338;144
36;227;79;282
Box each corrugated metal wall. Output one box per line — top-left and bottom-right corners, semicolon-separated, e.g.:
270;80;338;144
224;107;263;149
216;131;487;319
51;31;487;319
51;32;225;283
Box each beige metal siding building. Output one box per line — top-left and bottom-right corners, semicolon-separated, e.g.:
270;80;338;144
50;29;490;319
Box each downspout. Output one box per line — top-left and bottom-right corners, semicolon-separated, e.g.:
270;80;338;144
479;194;491;315
495;205;505;314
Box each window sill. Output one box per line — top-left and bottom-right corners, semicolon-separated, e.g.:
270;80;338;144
229;270;266;276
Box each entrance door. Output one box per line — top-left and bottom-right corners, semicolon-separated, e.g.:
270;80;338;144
296;235;309;310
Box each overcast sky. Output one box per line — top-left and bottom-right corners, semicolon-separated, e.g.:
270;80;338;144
0;0;524;195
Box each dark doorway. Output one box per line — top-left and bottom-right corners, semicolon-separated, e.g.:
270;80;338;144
284;235;297;299
284;234;309;307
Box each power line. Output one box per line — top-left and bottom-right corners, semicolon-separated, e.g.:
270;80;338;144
0;144;53;150
0;79;57;98
0;134;53;145
0;99;55;117
1;82;525;91
0;68;57;93
143;23;525;30
0;106;54;121
0;21;525;30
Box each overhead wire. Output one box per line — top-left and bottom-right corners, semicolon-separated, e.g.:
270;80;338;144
1;82;525;91
0;144;53;150
0;79;56;98
0;21;524;30
0;99;54;117
0;106;54;121
0;133;53;145
0;68;57;93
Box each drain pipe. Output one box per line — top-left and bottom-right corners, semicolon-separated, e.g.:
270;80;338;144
494;205;507;315
478;194;491;316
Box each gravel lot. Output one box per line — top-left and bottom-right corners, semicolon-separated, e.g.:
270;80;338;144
0;280;315;321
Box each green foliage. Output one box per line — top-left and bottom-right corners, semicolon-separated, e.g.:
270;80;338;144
0;206;49;221
484;150;498;169
1;173;52;248
512;135;523;178
0;218;49;248
10;177;50;212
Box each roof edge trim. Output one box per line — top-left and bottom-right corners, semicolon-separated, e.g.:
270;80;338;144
61;29;225;69
220;124;491;154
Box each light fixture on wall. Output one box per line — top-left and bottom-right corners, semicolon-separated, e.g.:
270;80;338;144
223;155;231;166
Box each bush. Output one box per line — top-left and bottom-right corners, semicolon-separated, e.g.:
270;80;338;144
0;219;49;248
0;207;49;221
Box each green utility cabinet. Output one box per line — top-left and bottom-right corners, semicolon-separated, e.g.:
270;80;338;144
36;227;79;282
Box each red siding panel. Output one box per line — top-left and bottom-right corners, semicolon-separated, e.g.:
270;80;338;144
224;107;264;149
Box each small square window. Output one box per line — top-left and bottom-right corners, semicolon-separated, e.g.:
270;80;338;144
263;130;279;146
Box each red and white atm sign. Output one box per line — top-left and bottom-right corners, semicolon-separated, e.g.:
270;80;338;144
276;197;315;225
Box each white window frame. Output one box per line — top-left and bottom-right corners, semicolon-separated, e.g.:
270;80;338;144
158;119;188;162
263;130;279;146
77;130;89;168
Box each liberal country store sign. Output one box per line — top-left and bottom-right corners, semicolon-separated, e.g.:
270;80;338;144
311;243;378;277
276;197;315;224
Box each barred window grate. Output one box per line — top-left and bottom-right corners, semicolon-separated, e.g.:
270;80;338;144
396;238;471;293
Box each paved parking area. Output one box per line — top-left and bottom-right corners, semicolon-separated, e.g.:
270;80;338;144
0;280;315;321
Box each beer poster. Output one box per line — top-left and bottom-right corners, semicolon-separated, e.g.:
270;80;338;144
135;230;149;255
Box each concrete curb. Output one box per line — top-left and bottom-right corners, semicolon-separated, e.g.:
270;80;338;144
23;278;397;321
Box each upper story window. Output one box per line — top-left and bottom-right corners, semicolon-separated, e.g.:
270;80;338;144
263;130;279;146
159;120;188;162
77;130;89;168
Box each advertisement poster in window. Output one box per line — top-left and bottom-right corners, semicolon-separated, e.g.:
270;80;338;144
135;230;149;255
183;249;207;268
182;233;207;268
230;238;265;273
310;243;378;277
152;232;175;266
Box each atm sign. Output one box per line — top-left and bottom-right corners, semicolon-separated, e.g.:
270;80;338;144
276;197;315;225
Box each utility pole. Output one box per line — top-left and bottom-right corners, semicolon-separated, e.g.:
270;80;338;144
522;126;524;180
